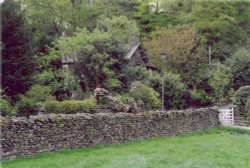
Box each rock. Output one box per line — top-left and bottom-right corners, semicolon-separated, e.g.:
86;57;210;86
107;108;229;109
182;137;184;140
98;95;130;112
90;109;112;113
127;98;144;113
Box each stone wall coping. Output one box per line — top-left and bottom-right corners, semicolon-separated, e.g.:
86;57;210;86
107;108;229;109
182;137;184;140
0;106;219;122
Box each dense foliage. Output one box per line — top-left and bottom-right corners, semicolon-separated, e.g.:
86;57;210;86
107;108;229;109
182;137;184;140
1;0;36;101
0;98;16;116
233;86;250;117
129;81;160;109
1;0;250;115
208;63;232;104
16;85;56;116
42;99;96;114
144;25;206;88
148;72;191;109
246;98;250;120
226;48;250;90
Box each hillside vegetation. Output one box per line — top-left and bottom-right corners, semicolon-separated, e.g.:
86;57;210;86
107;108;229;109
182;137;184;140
1;0;250;118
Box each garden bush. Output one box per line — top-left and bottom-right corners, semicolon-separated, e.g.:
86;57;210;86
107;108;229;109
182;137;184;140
245;97;250;120
16;85;55;116
118;93;132;105
226;48;250;90
42;99;96;114
208;63;232;105
233;86;250;116
0;98;16;116
122;66;153;91
190;89;211;107
129;81;160;109
146;72;191;109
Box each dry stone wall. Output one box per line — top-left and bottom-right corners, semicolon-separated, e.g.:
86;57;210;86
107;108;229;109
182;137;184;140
1;107;220;160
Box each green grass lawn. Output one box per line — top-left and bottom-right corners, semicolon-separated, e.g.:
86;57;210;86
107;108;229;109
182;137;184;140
2;127;250;168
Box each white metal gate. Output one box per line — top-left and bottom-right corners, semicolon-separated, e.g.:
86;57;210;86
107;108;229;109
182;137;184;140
219;105;234;125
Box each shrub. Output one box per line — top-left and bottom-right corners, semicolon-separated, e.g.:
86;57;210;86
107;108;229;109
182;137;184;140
190;89;211;107
43;99;97;114
226;48;250;90
146;72;191;109
119;93;132;105
34;70;65;91
208;63;232;105
143;25;206;88
0;98;16;116
233;86;250;116
129;81;160;109
245;98;250;120
122;66;153;91
16;85;55;116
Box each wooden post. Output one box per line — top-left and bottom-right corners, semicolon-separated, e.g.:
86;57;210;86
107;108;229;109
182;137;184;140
230;105;235;125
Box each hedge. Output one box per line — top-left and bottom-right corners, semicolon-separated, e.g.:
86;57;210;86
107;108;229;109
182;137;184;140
233;86;250;116
42;99;96;114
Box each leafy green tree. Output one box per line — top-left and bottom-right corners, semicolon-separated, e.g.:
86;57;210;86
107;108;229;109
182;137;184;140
233;86;250;118
208;63;232;105
226;48;250;90
134;0;178;36
56;28;113;93
97;16;140;45
54;15;139;56
145;71;190;110
1;0;36;101
34;70;65;92
236;2;250;39
185;1;247;61
94;0;139;18
155;1;250;62
49;4;148;95
0;97;17;116
19;0;140;54
189;88;211;107
245;98;250;120
121;66;153;90
129;81;160;109
20;0;106;54
144;25;207;88
16;84;56;116
52;16;139;95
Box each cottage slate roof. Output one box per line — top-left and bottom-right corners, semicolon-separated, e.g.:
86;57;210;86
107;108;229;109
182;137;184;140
124;43;140;59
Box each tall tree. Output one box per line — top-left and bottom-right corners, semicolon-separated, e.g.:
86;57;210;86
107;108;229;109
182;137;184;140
171;1;249;61
144;25;207;88
45;16;139;95
94;0;139;18
226;48;250;90
208;63;232;105
19;0;140;54
20;0;116;51
144;0;250;62
1;0;36;101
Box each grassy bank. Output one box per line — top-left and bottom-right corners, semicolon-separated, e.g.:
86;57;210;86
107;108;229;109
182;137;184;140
2;127;250;168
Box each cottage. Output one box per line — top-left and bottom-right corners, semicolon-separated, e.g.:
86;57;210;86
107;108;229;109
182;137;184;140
60;36;157;98
124;36;158;71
